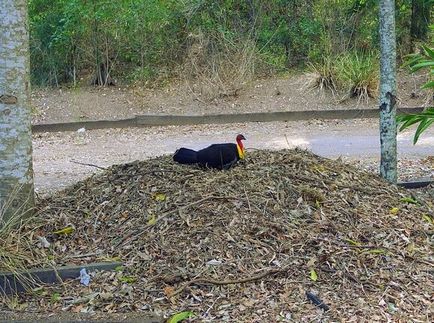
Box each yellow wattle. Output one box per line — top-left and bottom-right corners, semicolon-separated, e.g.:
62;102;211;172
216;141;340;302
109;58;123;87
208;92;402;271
237;144;245;159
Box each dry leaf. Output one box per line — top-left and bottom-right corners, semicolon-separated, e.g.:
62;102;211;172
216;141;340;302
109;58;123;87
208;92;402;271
306;257;317;268
164;286;175;297
147;214;157;225
53;226;75;235
71;304;84;313
153;193;166;201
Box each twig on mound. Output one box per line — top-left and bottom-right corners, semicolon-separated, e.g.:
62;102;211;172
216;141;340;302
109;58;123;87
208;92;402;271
70;160;107;170
316;238;390;250
317;238;434;267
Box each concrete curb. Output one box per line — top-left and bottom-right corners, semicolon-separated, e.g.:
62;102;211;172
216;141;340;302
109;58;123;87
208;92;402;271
1;320;161;323
397;178;434;189
0;262;122;295
32;107;425;133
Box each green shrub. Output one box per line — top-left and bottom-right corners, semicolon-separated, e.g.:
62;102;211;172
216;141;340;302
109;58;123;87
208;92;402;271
28;0;419;87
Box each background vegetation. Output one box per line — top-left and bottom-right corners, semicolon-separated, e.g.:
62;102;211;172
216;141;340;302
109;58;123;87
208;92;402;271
29;0;432;89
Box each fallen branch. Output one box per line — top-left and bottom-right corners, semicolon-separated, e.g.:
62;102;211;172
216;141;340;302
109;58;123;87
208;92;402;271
70;160;107;170
171;265;292;297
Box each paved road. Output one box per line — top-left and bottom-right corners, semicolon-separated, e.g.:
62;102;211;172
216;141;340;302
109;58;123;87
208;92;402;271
33;118;433;195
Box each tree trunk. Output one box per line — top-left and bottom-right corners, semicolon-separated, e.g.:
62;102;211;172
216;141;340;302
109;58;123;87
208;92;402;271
91;0;103;86
379;0;398;183
410;0;431;42
0;0;34;224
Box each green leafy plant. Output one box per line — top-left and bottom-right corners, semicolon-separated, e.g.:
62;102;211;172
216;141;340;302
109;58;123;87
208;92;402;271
50;292;61;303
119;275;136;283
400;196;419;204
397;108;434;144
397;30;434;144
168;311;194;323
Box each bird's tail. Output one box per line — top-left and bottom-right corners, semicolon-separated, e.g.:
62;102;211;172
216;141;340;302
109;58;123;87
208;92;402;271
173;148;198;164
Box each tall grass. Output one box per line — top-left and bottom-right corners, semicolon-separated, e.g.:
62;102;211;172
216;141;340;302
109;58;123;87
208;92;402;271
0;186;43;295
308;51;379;103
334;51;379;102
307;56;338;94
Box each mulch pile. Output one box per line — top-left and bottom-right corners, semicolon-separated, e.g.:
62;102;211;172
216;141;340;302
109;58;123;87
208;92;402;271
4;149;434;321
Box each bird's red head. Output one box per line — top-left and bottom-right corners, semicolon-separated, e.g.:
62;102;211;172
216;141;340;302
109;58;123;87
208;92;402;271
236;134;246;159
236;134;246;141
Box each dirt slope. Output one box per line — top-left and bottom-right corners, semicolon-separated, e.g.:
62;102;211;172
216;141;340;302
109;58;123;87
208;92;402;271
31;71;432;124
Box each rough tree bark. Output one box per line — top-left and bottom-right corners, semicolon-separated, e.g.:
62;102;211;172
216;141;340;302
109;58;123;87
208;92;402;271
0;0;34;223
379;0;398;183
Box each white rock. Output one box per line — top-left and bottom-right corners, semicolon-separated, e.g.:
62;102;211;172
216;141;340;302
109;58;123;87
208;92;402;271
206;259;222;266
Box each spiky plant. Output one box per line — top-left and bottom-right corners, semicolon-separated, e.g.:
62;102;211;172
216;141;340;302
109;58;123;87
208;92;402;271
307;56;337;94
334;51;379;102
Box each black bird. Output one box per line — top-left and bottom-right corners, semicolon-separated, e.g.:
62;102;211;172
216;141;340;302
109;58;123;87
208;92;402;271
173;134;246;170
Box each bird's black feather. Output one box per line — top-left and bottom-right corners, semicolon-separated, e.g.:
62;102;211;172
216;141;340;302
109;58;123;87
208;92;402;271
173;143;241;170
173;148;198;164
197;143;239;170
